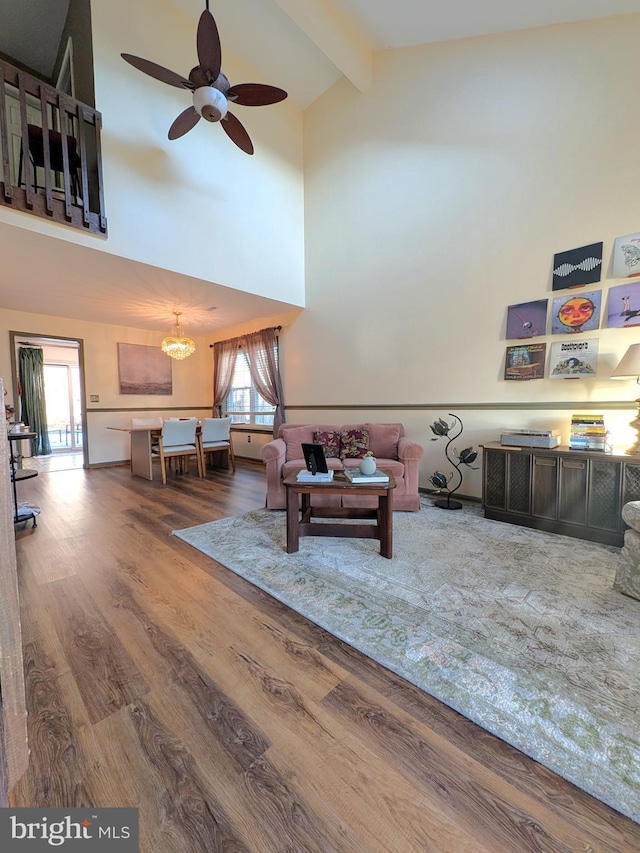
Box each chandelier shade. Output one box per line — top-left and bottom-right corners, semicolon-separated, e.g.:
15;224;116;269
162;312;196;360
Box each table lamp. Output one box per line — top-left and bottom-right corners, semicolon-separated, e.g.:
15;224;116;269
611;343;640;454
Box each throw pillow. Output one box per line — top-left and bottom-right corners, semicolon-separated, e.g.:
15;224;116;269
313;429;341;458
365;423;401;459
283;425;316;460
340;428;370;459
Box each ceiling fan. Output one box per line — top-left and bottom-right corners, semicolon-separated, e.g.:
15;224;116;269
121;1;288;155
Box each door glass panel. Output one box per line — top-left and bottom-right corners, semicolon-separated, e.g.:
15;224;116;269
71;365;82;448
43;362;83;452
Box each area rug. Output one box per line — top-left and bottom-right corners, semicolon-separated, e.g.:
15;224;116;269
173;500;640;823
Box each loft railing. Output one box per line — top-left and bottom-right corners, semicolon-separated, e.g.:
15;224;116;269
0;58;107;236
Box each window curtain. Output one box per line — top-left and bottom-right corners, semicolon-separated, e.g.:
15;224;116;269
243;327;285;436
18;347;51;456
212;337;240;418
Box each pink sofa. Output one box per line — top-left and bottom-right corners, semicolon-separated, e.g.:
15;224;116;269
261;422;424;511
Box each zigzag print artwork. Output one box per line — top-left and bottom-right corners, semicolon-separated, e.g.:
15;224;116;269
553;257;602;278
552;241;603;290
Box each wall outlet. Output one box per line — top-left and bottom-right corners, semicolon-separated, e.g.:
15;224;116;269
90;394;99;403
247;435;252;442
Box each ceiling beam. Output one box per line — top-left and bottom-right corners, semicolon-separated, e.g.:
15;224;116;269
269;0;372;93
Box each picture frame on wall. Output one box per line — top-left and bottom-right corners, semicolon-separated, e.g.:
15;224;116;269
612;232;640;279
118;343;172;395
505;299;548;339
551;290;601;334
549;339;598;378
504;343;546;381
552;242;603;290
606;281;640;328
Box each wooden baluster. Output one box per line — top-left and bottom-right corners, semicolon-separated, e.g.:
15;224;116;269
39;89;54;214
0;67;12;199
17;74;33;208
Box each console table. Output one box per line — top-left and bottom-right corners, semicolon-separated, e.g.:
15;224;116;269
481;442;640;546
8;431;39;527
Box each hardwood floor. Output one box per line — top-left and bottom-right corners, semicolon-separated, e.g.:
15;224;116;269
11;460;640;852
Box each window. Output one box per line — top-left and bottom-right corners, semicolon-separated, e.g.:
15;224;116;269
223;346;276;427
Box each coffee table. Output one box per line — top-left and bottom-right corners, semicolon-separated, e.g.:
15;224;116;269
282;470;396;558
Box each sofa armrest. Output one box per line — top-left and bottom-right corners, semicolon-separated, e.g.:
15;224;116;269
398;436;424;462
261;438;287;509
398;436;423;502
261;437;286;465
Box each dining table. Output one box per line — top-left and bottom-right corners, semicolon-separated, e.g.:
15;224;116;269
107;421;203;481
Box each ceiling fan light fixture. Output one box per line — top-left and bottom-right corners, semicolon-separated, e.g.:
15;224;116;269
162;312;196;360
193;86;228;122
120;4;287;152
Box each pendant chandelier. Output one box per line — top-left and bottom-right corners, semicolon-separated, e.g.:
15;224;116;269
162;312;196;360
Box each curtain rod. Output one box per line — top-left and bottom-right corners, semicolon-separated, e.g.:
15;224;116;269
18;340;79;349
209;326;282;348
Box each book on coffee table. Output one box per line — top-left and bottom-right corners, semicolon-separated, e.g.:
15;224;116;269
296;469;334;482
343;468;389;484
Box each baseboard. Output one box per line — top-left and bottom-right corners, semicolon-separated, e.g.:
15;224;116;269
88;460;129;469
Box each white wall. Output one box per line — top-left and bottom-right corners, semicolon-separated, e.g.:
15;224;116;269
0;307;211;465
282;14;640;496
0;0;305;308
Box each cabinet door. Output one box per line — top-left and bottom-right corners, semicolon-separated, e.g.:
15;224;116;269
559;457;587;525
588;459;621;533
622;462;640;506
532;455;557;519
506;451;531;515
484;449;506;509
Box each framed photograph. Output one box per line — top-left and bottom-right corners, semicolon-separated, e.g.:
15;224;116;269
613;232;640;278
551;290;601;334
549;339;598;378
301;443;328;474
118;343;172;395
506;299;548;339
606;281;640;328
504;343;546;381
552;242;603;290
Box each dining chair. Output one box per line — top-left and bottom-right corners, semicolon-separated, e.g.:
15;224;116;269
131;416;163;452
199;417;235;473
152;418;203;484
17;123;83;199
130;417;163;429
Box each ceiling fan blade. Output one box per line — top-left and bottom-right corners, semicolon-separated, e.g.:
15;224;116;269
196;10;222;81
168;107;201;140
221;112;254;155
121;54;192;89
227;83;288;106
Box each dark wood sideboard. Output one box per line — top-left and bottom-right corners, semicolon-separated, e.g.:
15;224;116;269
481;442;640;546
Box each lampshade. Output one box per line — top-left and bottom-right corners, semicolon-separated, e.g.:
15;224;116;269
611;344;640;379
161;312;195;360
611;343;640;455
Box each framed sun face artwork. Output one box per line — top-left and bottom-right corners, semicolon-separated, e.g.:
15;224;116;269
549;339;598;378
606;281;640;328
506;299;548;339
613;232;640;279
504;343;546;381
552;242;603;290
551;290;601;334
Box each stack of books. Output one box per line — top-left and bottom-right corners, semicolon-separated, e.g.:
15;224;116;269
570;414;606;451
296;469;334;482
343;468;389;484
500;429;560;448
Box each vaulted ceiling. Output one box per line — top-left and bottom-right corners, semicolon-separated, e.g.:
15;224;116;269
2;0;640;333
